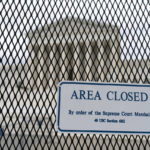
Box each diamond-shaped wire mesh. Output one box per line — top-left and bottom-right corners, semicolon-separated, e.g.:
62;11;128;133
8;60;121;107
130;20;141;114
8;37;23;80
0;0;150;149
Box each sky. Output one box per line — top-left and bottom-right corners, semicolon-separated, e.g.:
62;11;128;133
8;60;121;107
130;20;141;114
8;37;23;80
0;0;149;64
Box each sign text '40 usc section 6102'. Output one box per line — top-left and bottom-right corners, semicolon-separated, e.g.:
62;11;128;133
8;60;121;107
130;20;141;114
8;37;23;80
57;81;150;134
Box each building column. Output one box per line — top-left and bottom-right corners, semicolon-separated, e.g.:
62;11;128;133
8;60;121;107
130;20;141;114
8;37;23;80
111;39;121;82
89;41;99;81
74;42;86;81
50;44;61;88
59;43;74;81
102;40;111;82
37;44;45;88
42;45;50;88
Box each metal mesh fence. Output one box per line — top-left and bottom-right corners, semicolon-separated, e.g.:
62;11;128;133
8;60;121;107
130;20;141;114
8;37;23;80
0;0;150;149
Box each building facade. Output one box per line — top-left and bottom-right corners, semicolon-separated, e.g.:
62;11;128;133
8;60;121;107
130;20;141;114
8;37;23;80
26;17;121;89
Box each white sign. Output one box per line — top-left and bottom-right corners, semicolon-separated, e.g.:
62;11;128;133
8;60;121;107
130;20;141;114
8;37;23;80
57;81;150;134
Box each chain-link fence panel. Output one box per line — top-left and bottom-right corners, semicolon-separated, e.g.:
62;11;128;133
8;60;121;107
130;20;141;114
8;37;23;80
0;0;150;149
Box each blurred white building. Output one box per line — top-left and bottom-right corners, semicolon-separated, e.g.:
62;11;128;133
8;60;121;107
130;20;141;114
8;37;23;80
26;17;121;88
26;17;149;88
